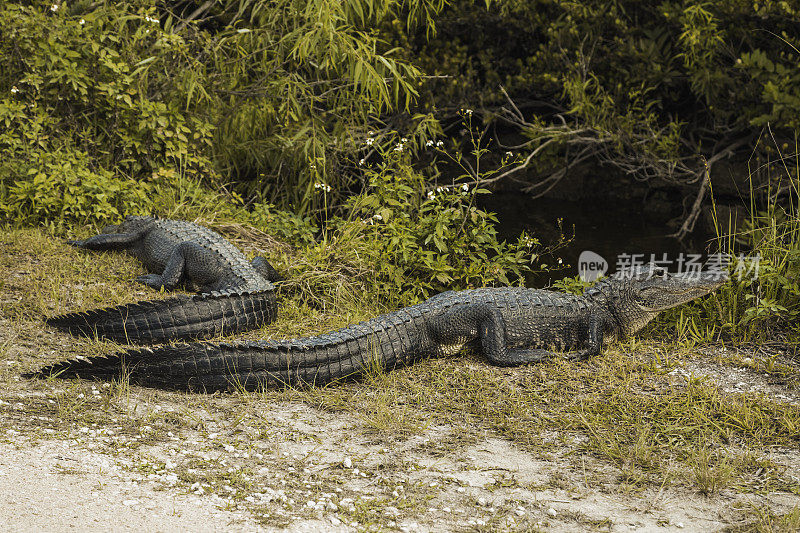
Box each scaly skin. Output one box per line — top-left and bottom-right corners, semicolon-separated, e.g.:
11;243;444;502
46;216;281;344
29;265;726;390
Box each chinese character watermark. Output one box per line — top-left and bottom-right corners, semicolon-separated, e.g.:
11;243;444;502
578;251;760;282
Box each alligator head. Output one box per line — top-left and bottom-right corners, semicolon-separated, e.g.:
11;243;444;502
589;263;728;337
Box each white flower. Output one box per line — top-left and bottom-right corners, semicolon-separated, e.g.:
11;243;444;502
426;191;435;199
426;140;434;147
50;4;59;12
461;184;469;191
79;18;85;25
10;86;19;94
373;214;383;221
505;151;513;157
400;137;407;143
436;141;444;147
309;164;317;170
313;182;331;193
465;109;473;116
144;15;159;24
393;144;403;152
358;159;365;165
366;138;374;146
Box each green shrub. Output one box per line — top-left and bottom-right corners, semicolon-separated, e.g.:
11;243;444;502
320;131;539;304
0;1;214;227
1;150;150;229
657;148;800;342
0;2;211;176
396;0;800;190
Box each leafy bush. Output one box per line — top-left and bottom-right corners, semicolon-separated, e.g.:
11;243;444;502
319;131;539;304
656;146;800;342
1;150;150;230
0;1;214;226
397;0;800;192
0;2;211;175
178;0;447;211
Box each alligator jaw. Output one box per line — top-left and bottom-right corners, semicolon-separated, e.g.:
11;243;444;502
636;270;728;312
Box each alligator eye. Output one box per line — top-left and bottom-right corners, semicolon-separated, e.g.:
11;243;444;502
651;266;668;278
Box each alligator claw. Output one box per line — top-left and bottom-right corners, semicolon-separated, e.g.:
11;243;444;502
136;274;165;289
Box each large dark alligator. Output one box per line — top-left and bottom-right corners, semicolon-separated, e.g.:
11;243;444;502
30;265;725;390
46;215;281;344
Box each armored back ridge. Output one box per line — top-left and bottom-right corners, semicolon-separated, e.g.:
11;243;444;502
29;264;726;390
45;216;281;344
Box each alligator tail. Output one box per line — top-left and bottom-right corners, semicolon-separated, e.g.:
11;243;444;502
25;311;428;391
46;290;277;344
30;314;423;390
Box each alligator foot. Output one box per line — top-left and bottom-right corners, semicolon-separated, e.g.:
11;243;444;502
136;274;167;290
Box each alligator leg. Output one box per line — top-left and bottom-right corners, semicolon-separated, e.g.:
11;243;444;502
136;242;220;290
251;256;284;282
477;308;603;366
562;315;604;361
67;225;152;251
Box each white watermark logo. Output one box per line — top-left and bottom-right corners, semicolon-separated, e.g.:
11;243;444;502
577;252;760;282
578;250;608;282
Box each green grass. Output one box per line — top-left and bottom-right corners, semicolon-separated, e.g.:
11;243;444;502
661;140;800;345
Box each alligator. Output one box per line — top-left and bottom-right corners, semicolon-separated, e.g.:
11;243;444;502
46;215;281;344
29;264;726;390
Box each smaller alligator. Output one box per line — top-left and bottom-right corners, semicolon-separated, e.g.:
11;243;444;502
30;264;726;389
46;215;281;344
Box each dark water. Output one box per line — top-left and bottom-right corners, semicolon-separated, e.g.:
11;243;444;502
478;193;713;287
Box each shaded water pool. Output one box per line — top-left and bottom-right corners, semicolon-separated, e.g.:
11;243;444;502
478;193;713;287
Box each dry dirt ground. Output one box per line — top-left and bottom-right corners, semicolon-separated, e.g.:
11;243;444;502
1;228;799;532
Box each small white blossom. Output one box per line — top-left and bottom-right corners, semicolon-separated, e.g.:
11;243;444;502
313;182;331;193
10;86;19;94
79;18;85;25
309;164;317;170
372;214;383;221
426;191;436;199
144;15;159;24
426;140;434;147
461;184;469;191
400;137;407;143
464;109;473;116
436;141;444;147
358;158;365;165
393;144;403;152
505;151;513;157
50;4;59;12
366;138;374;146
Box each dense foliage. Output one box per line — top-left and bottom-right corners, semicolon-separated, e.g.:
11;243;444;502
404;0;800;193
4;0;799;217
1;0;799;329
0;0;443;220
